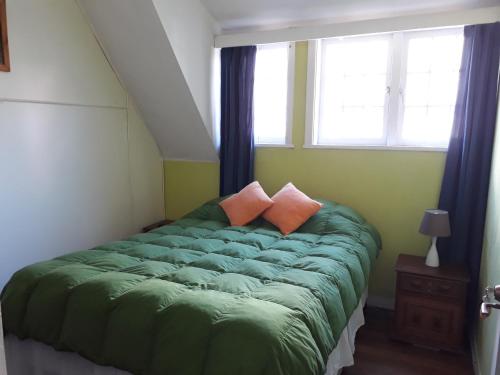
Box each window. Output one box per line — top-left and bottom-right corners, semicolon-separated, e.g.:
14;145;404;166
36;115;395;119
306;27;463;149
400;30;463;146
253;42;294;146
315;35;391;145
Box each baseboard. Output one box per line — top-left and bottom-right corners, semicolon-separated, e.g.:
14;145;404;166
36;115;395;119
163;158;219;164
366;295;395;310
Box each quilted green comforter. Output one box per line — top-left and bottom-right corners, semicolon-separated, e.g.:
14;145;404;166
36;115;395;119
1;199;380;375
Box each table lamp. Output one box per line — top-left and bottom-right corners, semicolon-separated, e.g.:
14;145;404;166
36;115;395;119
419;209;451;267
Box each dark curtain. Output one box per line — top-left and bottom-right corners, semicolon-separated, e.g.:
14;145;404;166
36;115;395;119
438;22;500;323
219;46;257;196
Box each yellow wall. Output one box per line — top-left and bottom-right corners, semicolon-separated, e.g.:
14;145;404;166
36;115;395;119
476;97;500;375
164;42;446;300
164;160;220;219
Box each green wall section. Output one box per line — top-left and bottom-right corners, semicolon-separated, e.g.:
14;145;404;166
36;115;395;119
164;161;220;219
476;98;500;375
164;42;446;300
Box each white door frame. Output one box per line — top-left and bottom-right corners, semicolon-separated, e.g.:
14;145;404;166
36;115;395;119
494;312;500;375
0;306;7;375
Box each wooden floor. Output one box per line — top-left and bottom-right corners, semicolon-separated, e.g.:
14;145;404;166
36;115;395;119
343;307;475;375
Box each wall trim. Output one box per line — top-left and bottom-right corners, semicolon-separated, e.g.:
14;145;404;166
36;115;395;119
215;6;500;48
366;295;395;310
164;158;219;164
0;97;126;110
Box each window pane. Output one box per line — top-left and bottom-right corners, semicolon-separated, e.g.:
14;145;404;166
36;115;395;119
317;37;389;145
401;30;463;146
319;106;385;140
402;106;454;144
405;74;430;106
254;43;289;144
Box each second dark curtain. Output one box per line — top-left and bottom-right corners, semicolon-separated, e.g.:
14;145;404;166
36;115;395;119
438;22;500;323
219;46;257;196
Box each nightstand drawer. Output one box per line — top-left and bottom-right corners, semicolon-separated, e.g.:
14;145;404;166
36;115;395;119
395;294;464;349
400;274;464;299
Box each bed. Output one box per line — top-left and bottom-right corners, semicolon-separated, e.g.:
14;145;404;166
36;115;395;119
1;198;381;375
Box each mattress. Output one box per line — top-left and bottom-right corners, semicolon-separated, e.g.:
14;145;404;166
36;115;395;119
1;198;380;375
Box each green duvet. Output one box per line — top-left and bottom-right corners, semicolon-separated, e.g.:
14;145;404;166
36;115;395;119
1;199;380;375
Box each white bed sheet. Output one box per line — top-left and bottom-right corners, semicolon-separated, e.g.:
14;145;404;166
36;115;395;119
5;291;367;375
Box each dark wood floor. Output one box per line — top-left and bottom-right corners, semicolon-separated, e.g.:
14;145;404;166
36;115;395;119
343;307;474;375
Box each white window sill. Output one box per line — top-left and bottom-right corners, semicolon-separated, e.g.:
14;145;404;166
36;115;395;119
302;144;448;152
256;144;295;149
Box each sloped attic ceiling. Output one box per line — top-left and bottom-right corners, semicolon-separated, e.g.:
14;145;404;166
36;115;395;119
78;0;219;162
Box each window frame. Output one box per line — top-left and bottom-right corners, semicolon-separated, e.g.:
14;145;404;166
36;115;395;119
305;27;464;152
254;42;295;148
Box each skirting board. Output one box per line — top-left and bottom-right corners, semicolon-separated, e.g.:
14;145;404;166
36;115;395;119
366;295;395;310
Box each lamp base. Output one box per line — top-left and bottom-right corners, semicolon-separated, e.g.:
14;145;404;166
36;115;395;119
425;237;439;268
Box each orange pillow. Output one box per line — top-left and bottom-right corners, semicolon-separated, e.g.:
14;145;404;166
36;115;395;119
219;181;274;226
263;183;323;235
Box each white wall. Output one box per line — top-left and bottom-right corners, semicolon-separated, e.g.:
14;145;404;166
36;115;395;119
0;0;125;107
153;0;219;140
0;0;164;289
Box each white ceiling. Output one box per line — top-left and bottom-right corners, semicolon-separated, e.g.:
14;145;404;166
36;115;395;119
201;0;499;31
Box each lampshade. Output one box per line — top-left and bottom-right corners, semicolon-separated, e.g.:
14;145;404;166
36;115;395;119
419;209;451;237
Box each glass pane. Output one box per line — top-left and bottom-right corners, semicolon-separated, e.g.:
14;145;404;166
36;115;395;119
427;106;454;143
254;44;289;144
407;38;432;73
318;106;385;142
405;73;430;106
364;75;387;106
401;29;463;146
317;36;389;144
429;72;460;106
402;106;455;145
401;106;428;141
343;75;365;106
431;35;463;72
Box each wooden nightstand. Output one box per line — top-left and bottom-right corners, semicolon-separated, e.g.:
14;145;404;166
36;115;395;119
393;254;469;352
142;219;173;233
